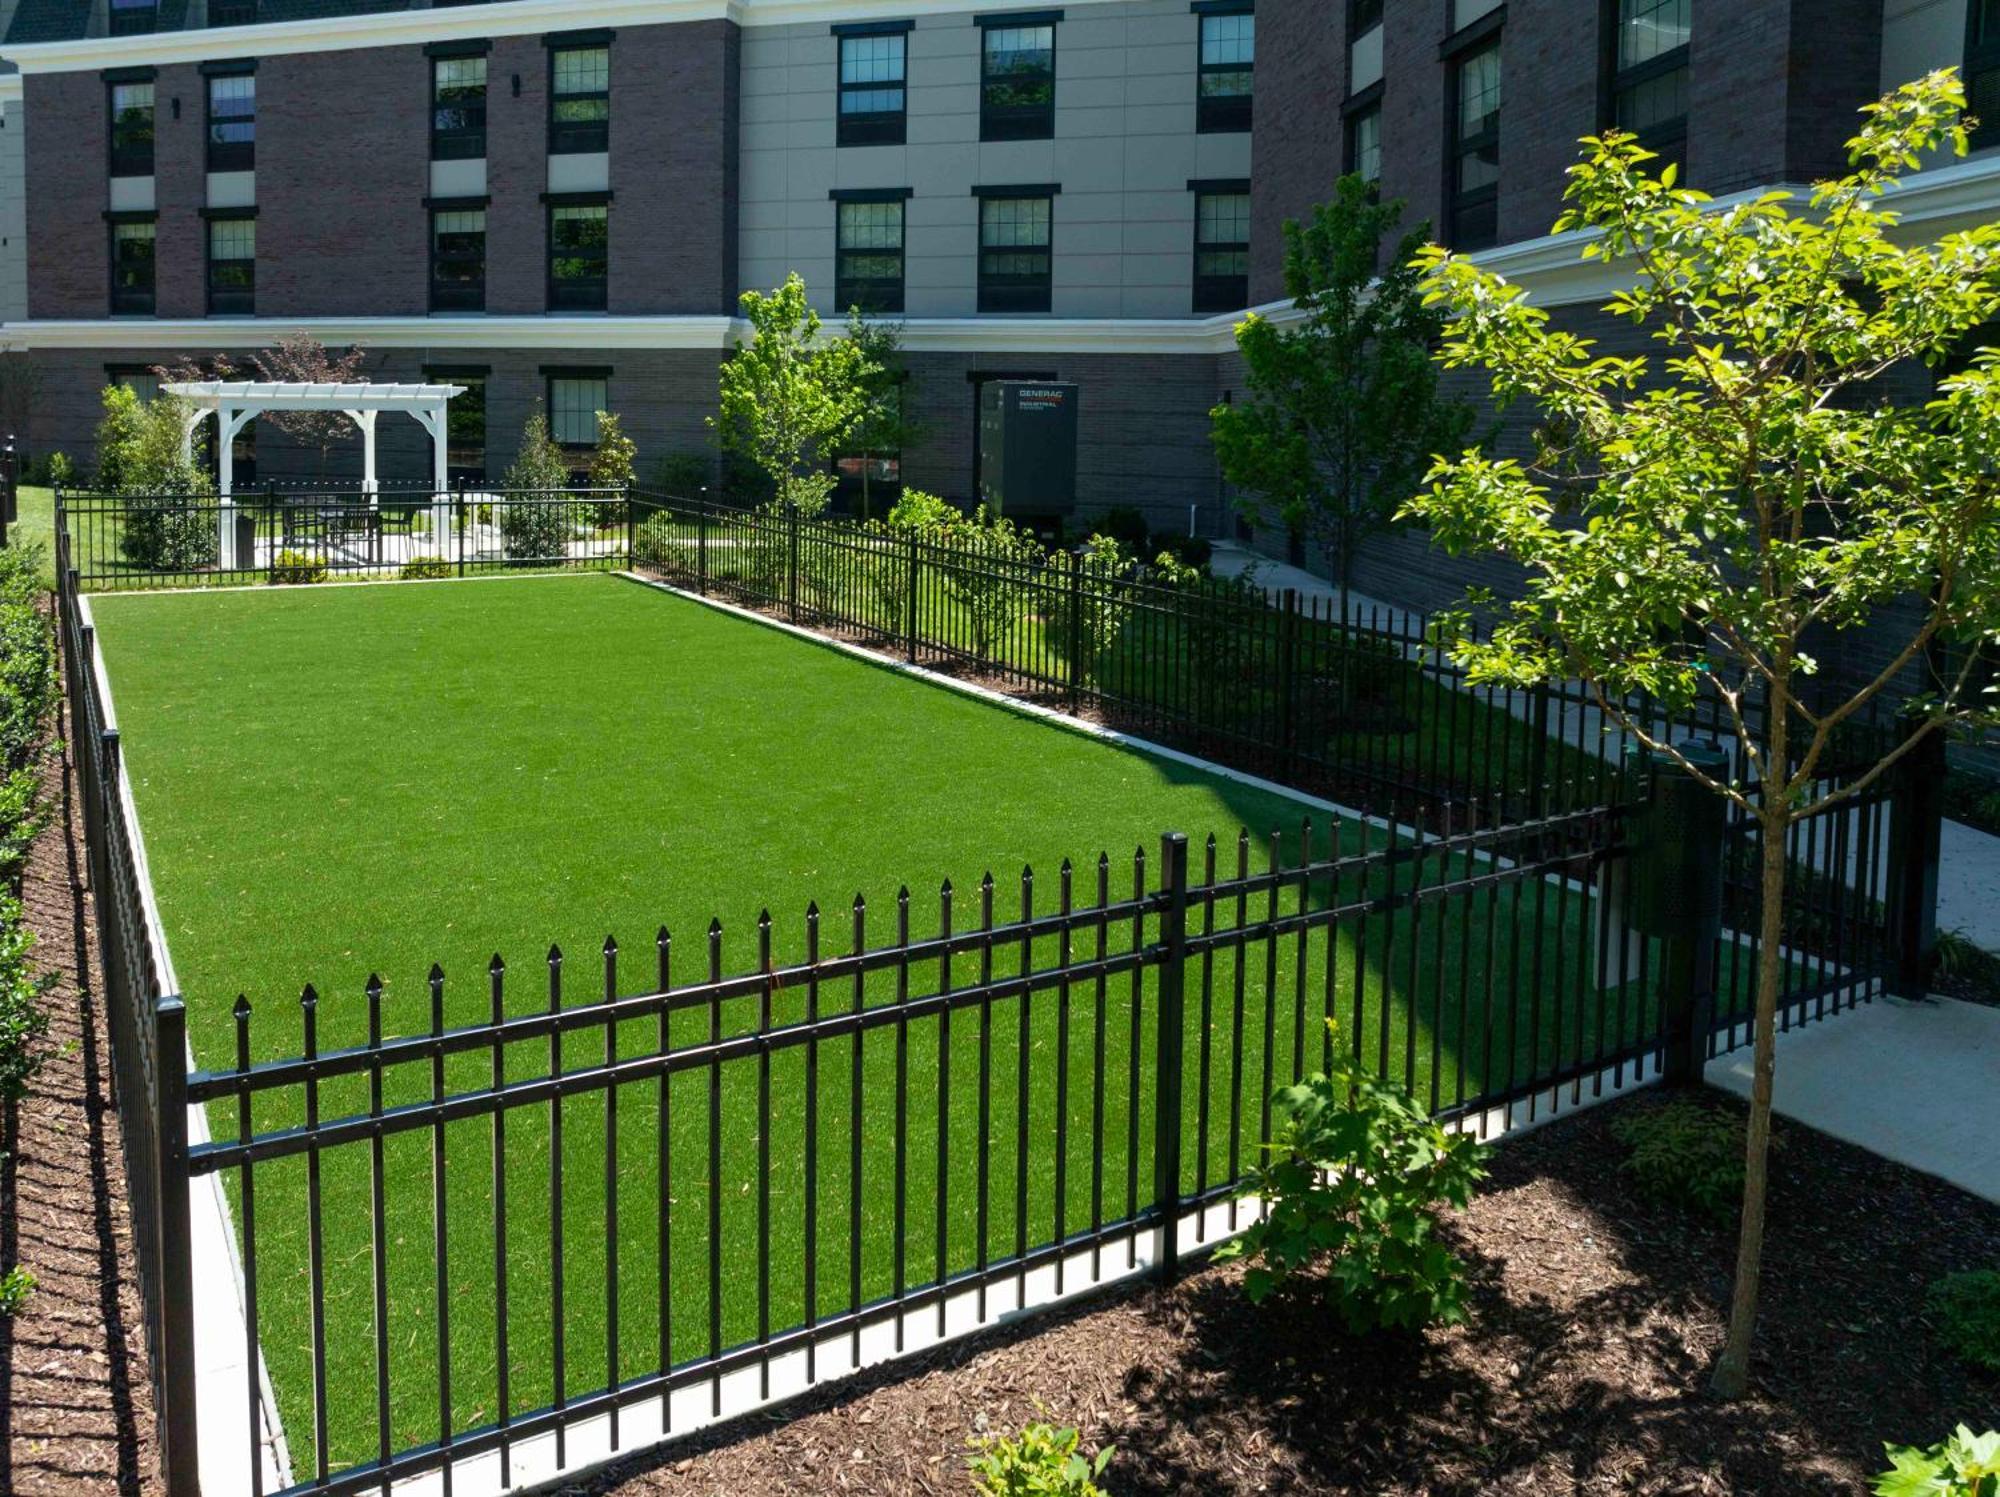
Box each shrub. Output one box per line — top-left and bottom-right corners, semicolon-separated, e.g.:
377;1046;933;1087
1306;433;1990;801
1874;1427;2000;1497
967;1420;1114;1497
1086;506;1150;556
0;892;52;1103
653;449;713;499
1219;1019;1489;1333
1609;1099;1764;1221
1046;531;1131;687
588;411;637;524
1927;1270;2000;1373
267;550;328;585
0;767;46;892
1152;532;1212;573
501;412;579;562
399;556;452;581
631;512;683;571
122;495;219;571
0;1266;33;1317
46;451;74;487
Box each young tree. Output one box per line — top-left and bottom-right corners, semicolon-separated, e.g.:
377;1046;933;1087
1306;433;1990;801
588;411;637;493
844;312;923;522
249;333;368;481
1403;72;2000;1397
1211;174;1476;620
499;408;574;560
712;275;875;518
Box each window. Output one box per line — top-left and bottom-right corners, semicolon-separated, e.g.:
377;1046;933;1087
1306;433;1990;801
548;202;608;311
207;217;255;315
1607;0;1689;171
977;192;1053;314
836;25;909;147
1196;8;1254;134
1348;0;1383;31
1346;100;1381;186
546;373;608;449
1192;187;1249;314
550;45;610;155
835;194;907;314
206;72;256;172
107;366;162;403
1449;39;1502;251
428;368;488;483
208;0;256;26
980;19;1056;142
110;221;156;316
430;209;487;312
1969;0;2000;150
108;81;155;177
108;0;158;36
432;55;487;161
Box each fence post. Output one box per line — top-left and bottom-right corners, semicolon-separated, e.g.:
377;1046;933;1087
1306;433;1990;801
787;503;801;622
698;496;710;594
623;482;634;567
1152;832;1190;1286
1527;680;1553;822
1626;740;1729;1084
1278;589;1299;783
1886;714;1945;999
1065;549;1085;714
0;433;16;547
455;483;466;579
155;998;202;1497
904;532;919;664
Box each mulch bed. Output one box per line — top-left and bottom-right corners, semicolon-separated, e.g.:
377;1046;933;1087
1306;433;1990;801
0;676;158;1492
571;1090;2000;1497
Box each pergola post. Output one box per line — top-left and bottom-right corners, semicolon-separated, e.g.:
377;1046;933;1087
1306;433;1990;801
413;400;452;554
217;406;255;570
349;410;380;506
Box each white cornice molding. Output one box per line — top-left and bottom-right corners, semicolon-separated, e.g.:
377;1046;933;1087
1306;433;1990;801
0;0;1105;74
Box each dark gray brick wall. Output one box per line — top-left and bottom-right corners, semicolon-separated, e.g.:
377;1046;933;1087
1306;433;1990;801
485;34;549;317
25;71;106;319
259;44;429;316
153;63;206;320
611;19;739;315
1248;0;1344;303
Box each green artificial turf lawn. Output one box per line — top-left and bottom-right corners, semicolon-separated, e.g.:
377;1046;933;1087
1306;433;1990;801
90;573;1664;1479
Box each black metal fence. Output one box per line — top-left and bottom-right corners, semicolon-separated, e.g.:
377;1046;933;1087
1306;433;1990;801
58;485;632;591
50;492;1929;1497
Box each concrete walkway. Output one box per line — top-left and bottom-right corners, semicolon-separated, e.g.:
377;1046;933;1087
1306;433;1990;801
1709;995;2000;1203
1939;816;2000;952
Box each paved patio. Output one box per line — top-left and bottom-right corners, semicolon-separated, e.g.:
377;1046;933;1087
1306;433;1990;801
1709;993;2000;1203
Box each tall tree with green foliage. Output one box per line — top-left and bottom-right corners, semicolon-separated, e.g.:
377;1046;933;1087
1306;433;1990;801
1211;174;1475;618
844;312;923;523
713;275;876;518
1403;71;2000;1397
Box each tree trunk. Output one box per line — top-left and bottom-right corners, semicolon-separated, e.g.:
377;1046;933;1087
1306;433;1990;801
1710;725;1790;1399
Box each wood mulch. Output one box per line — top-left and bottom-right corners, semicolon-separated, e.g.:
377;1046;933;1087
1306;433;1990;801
0;678;158;1493
570;1089;2000;1497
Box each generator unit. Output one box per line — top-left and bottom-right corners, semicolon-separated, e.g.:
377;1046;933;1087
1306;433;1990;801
977;381;1079;532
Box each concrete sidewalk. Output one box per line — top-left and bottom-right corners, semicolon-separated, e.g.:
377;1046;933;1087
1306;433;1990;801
1709;995;2000;1203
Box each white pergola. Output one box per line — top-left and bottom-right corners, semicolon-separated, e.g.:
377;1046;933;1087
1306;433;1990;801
164;380;466;569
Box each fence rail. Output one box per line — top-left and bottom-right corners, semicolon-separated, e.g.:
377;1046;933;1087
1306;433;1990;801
48;492;1927;1497
59;485;632;591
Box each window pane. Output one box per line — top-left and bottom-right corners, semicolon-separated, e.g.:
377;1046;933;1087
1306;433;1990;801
209;218;254;260
1617;0;1691;68
1351;106;1381;182
1199;13;1254;66
840;34;905;85
1196;192;1249;244
552;206;608;258
980;197;1051;249
984;24;1054;103
1456;44;1501;143
1616;65;1687;134
838;200;903;250
435;57;486;97
553;47;608;96
550;379;606;446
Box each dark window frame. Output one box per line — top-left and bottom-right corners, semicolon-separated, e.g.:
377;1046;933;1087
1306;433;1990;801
1190;179;1250;314
208;0;257;24
1344;82;1383;187
1968;0;2000;150
108;0;159;37
978;10;1060;143
107;74;156;178
428;198;489;314
1347;0;1383;32
835;20;912;147
546;195;610;313
1601;0;1689;173
107;214;157;318
832;188;910;315
204;210;256;316
542;366;612;453
429;45;490;162
203;64;257;173
426;363;490;484
1193;2;1254;134
547;33;613;156
974;186;1057;314
1445;25;1503;253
